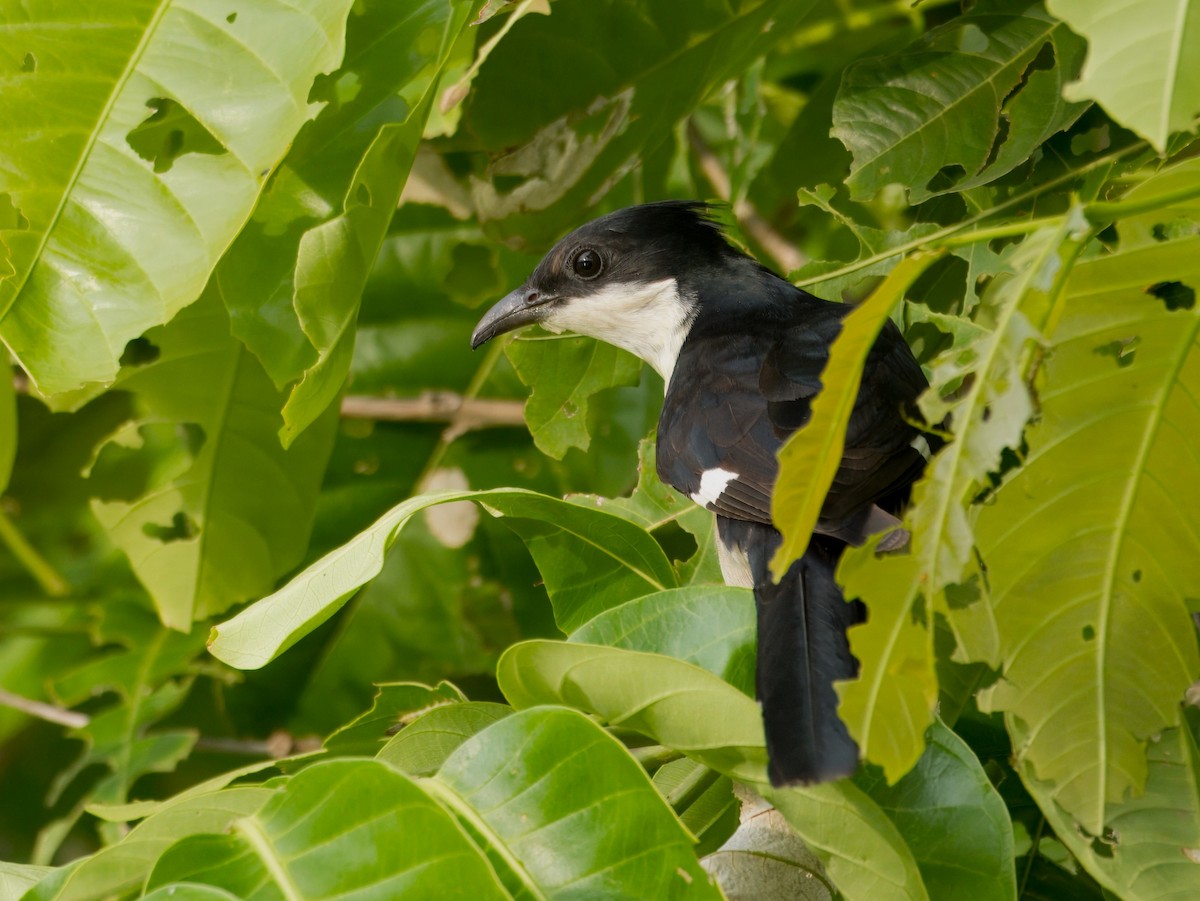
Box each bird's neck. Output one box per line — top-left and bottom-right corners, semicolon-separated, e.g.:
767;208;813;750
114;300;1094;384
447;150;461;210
547;278;696;382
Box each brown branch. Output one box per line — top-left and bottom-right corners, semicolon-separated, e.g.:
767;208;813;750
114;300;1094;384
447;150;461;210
341;391;526;441
686;120;805;274
0;687;89;729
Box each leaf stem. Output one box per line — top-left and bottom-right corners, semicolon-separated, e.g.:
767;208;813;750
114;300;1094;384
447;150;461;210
1085;178;1200;221
0;508;69;596
0;687;88;729
794;141;1149;289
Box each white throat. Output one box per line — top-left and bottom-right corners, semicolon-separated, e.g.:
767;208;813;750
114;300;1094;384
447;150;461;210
543;278;694;382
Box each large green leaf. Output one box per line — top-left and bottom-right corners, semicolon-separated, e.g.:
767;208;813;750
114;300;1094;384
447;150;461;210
833;0;1087;203
497;640;930;901
1017;714;1200;900
0;862;50;900
89;288;339;628
1046;0;1200;151
506;334;642;459
378;701;512;777
213;0;478;444
145;759;508;899
24;787;274;901
834;215;1090;781
772;252;938;578
569;586;756;696
0;0;355;396
432;707;720;898
322;680;466;758
856;719;1016;901
976;235;1200;832
208;488;675;668
463;0;824;246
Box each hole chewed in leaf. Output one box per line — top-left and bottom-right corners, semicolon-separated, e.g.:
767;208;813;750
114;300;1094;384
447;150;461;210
1093;336;1139;368
21;52;36;73
119;336;161;367
226;11;237;23
925;163;967;194
1082;625;1095;641
127;98;226;174
1147;281;1196;312
143;511;198;543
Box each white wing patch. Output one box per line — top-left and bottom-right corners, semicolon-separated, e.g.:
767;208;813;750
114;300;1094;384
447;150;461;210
691;466;739;509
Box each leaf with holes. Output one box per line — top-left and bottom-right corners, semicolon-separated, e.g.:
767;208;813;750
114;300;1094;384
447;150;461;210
208;488;676;669
975;234;1200;833
0;0;355;397
834;214;1091;781
1014;713;1200;899
1046;0;1200;151
212;0;478;445
88;288;339;628
833;0;1087;203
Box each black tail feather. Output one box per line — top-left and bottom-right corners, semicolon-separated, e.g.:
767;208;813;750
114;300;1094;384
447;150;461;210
719;519;863;784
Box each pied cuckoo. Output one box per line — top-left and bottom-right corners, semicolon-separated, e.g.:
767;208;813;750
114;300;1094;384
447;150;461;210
471;201;930;784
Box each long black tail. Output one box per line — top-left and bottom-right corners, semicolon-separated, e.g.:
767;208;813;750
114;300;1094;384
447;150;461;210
718;519;863;785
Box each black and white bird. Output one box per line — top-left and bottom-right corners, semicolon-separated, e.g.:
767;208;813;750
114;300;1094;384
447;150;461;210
471;201;931;784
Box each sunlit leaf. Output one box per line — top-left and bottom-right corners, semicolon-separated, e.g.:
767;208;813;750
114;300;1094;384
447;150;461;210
89;289;339;627
772;252;939;578
1046;0;1200;151
208;488;675;669
976;235;1200;832
0;0;355;396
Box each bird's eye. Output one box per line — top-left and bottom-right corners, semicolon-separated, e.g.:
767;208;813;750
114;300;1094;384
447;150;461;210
572;249;602;280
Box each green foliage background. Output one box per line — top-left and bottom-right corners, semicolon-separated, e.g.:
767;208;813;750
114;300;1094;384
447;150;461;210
2;0;1199;898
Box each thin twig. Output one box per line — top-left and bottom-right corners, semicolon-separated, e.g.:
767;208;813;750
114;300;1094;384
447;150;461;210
340;392;525;431
0;687;88;729
686;120;806;273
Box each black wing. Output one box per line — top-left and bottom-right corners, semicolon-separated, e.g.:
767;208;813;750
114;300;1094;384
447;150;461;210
656;297;928;540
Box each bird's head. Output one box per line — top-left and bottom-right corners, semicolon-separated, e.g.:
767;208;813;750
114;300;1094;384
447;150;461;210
470;201;740;378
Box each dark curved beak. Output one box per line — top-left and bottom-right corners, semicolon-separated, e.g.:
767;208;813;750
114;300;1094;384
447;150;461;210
470;287;553;349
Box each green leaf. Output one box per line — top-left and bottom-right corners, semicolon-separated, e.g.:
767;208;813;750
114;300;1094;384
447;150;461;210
0;356;13;492
569;586;756;696
1046;0;1200;151
975;235;1200;832
141;886;242;901
145;759;508;899
772;251;939;578
506;334;643;458
857;718;1016;901
835;214;1091;781
1016;714;1200;899
574;437;722;584
654;759;739;857
0;861;51;900
765;782;930;901
218;0;477;404
432;706;720;898
89;288;339;628
208;488;675;668
323;680;466;758
378;701;513;777
0;0;356;396
464;0;825;246
499;639;769;782
833;0;1087;203
23;787;273;901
